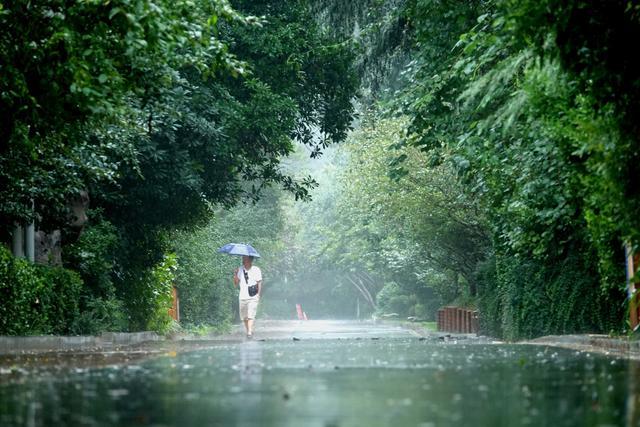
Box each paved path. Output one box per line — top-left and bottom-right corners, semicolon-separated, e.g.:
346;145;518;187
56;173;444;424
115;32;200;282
197;319;424;340
0;320;434;371
1;320;639;426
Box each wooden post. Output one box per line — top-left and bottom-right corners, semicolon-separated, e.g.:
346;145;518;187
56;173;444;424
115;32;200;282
450;307;455;332
444;307;450;331
442;307;447;331
168;286;179;322
463;310;470;333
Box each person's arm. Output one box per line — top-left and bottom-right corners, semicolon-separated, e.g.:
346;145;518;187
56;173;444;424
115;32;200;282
233;268;239;287
255;268;263;296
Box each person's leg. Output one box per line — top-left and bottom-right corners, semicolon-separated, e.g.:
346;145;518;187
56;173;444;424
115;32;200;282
240;300;250;335
246;299;258;336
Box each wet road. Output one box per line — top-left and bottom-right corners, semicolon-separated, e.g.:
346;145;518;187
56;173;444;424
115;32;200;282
1;320;639;426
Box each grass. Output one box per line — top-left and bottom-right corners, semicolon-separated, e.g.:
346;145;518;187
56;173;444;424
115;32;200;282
179;322;232;337
420;322;437;332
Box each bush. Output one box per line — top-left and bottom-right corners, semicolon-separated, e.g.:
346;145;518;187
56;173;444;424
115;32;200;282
124;253;177;335
65;214;118;296
146;253;178;335
172;224;237;327
0;246;82;335
0;246;46;334
64;214;130;334
413;303;429;320
476;257;502;337
377;282;412;317
258;295;294;319
72;296;128;335
36;265;82;334
478;240;626;340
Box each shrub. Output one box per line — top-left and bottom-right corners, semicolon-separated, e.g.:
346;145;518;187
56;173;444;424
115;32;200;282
64;214;130;334
0;246;46;334
172;225;236;327
413;303;428;320
476;257;502;337
124;252;177;335
377;282;411;316
0;246;82;335
72;296;128;335
146;253;178;335
478;240;625;340
65;214;118;296
36;265;82;334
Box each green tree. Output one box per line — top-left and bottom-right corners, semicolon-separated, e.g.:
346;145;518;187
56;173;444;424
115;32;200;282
89;0;358;329
265;113;487;321
0;0;249;232
1;0;358;333
172;189;285;326
397;0;629;337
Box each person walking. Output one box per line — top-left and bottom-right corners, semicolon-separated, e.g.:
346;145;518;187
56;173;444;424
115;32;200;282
233;255;262;339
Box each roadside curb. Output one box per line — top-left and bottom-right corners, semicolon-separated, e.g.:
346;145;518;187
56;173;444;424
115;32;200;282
523;334;640;360
0;332;163;355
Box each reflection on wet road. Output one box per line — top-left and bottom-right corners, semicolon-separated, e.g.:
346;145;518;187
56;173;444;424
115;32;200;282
1;321;639;426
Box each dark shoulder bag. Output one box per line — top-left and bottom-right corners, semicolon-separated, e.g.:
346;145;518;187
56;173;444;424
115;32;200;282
244;269;259;297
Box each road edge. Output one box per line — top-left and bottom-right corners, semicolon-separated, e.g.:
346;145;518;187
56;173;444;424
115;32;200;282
0;332;163;355
521;334;640;360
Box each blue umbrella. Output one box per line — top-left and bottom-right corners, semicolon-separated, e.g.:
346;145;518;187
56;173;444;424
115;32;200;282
218;243;261;258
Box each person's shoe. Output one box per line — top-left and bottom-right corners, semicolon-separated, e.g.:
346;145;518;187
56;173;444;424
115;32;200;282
246;333;253;340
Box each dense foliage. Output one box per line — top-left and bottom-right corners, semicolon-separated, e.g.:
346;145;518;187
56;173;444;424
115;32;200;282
393;0;634;338
0;0;250;231
1;0;636;340
172;189;285;326
0;246;82;335
258;0;637;339
231;119;475;321
0;0;357;334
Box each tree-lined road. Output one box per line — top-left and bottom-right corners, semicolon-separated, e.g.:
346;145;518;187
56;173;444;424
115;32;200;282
1;321;638;426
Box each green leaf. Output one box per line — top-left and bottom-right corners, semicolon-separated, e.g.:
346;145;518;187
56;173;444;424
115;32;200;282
108;7;121;20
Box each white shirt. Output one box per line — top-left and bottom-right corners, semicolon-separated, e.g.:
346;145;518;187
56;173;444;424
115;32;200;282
237;265;262;300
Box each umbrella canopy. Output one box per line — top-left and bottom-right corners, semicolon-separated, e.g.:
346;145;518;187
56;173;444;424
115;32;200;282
217;243;261;258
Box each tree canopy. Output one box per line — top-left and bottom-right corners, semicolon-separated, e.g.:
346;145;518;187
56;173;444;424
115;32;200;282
0;0;358;334
1;0;638;339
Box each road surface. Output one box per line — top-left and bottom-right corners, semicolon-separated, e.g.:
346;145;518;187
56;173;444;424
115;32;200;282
1;320;638;426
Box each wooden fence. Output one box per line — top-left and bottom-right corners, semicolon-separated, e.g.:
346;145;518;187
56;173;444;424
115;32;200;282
437;307;479;334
